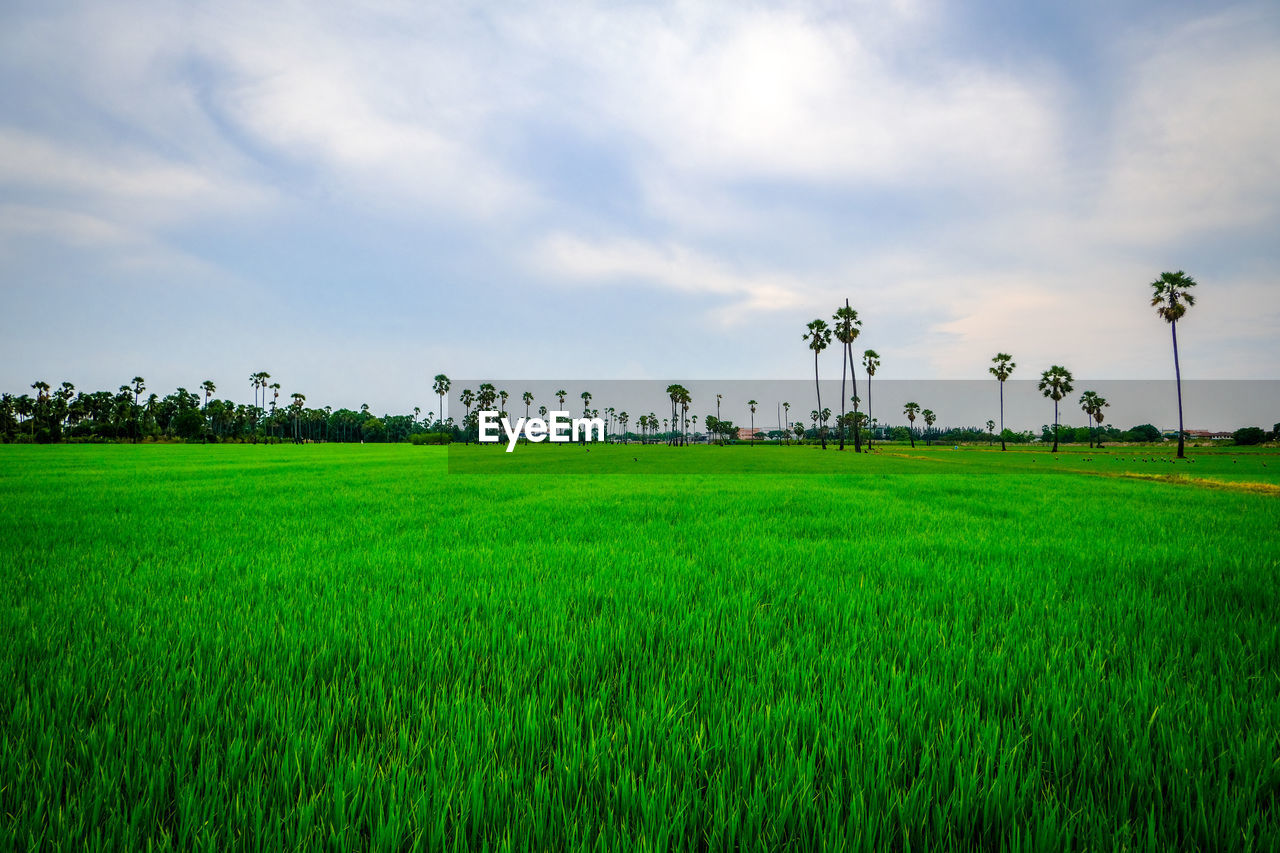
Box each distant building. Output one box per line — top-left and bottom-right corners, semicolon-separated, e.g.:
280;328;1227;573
1184;429;1233;440
736;427;763;441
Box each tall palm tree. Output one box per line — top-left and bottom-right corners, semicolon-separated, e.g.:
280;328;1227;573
903;402;920;448
862;350;879;448
1079;390;1100;448
433;375;451;429
747;400;758;446
986;419;996;446
1092;396;1110;447
522;391;534;422
1151;270;1197;458
832;301;862;451
618;411;628;440
1038;365;1074;453
989;354;1015;451
716;393;722;423
922;409;936;445
291;393;306;441
201;380;216;411
678;387;691;446
782;402;790;445
459;388;475;443
129;377;145;443
269;382;281;441
803;319;833;449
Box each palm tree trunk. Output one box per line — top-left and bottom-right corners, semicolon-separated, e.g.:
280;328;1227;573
999;382;1006;452
908;421;914;449
838;348;847;450
1052;399;1059;453
814;350;825;450
866;375;872;449
1087;412;1093;448
1173;319;1185;459
849;345;861;453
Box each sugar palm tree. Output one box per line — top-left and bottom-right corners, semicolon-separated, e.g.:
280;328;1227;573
678;387;691;446
1079;390;1100;448
201;379;216;411
433;374;450;428
747;400;758;446
862;350;879;448
986;419;996;445
803;319;833;449
1038;365;1074;453
459;388;475;443
1151;270;1197;458
903;402;920;448
989;353;1015;451
832;301;862;452
618;411;629;440
922;409;936;445
290;393;306;441
781;402;791;445
1092;396;1110;447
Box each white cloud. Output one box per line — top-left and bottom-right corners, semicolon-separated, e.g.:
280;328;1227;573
533;233;808;322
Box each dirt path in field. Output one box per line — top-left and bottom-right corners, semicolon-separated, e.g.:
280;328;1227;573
878;450;1280;496
1084;470;1280;496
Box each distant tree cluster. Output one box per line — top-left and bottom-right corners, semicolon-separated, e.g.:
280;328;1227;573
4;272;1273;449
0;374;451;444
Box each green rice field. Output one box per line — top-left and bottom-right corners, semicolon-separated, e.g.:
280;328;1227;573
2;443;1278;850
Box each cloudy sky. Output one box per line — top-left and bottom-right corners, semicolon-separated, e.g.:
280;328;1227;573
1;0;1277;414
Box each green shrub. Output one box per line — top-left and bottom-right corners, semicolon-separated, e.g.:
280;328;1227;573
1232;426;1267;446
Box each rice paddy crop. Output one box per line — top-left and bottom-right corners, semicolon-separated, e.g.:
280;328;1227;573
2;444;1278;850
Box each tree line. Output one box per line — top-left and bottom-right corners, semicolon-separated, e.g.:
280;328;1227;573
4;271;1275;448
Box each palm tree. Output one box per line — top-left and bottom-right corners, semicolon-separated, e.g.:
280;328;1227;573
678;387;691;446
433;374;451;428
269;382;281;441
1151;270;1197;458
803;319;833;449
459;388;475;443
1079;390;1100;448
747;400;758;446
985;419;996;446
862;350;879;448
903;402;920;448
989;354;1015;451
832;301;862;452
1092;396;1110;447
782;402;791;445
128;377;145;442
716;393;722;423
922;409;936;445
201;380;216;411
618;411;629;440
291;393;306;441
1038;366;1074;453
